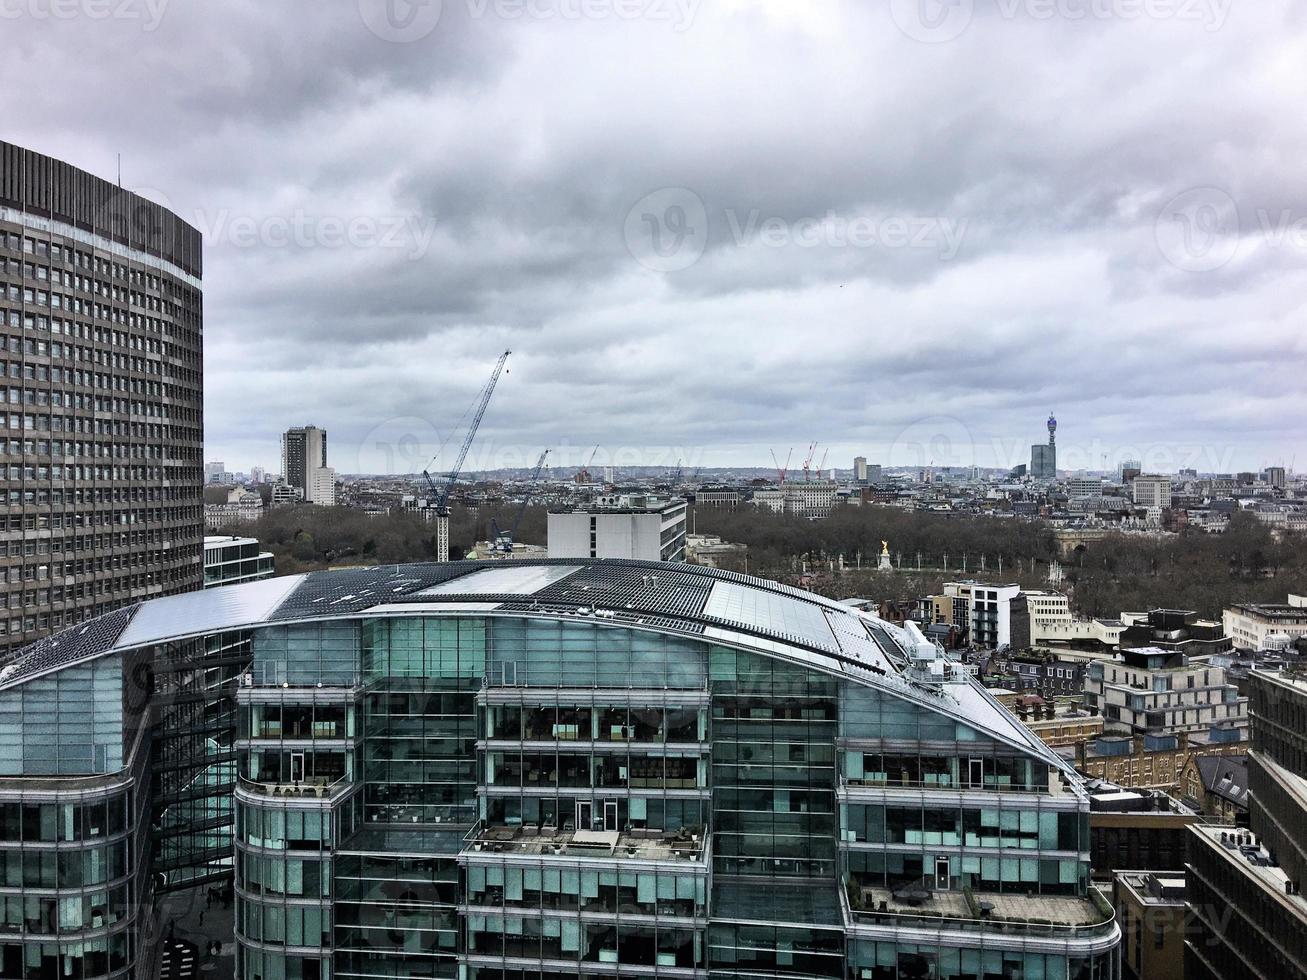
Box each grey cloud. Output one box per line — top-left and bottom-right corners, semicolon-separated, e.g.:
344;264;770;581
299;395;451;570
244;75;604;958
4;1;1305;472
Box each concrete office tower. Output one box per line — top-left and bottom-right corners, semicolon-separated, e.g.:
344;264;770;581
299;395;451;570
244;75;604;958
0;559;1120;979
282;424;336;504
854;456;868;482
0;142;204;659
548;494;687;561
1186;670;1307;978
1132;475;1172;509
1031;412;1058;479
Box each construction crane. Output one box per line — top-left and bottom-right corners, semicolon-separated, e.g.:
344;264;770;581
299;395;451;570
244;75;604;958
670;459;683;486
817;447;828;479
802;441;819;482
771;448;792;485
491;448;549;554
577;445;600;484
422;350;511;562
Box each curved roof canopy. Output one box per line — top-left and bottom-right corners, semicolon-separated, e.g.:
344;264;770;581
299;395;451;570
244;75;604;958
0;559;1067;768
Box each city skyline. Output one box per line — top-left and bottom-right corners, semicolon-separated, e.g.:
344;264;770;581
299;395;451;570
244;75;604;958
5;3;1305;474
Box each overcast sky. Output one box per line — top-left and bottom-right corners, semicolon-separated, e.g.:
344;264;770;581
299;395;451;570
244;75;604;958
7;0;1306;476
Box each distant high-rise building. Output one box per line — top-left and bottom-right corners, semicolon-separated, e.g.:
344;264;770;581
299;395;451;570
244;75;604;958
0;141;204;658
1120;460;1142;483
1133;475;1172;509
853;455;868;482
250;464;266;485
548;494;687;561
1030;413;1057;478
1067;477;1103;499
1264;466;1287;489
205;460;227;483
282;424;335;504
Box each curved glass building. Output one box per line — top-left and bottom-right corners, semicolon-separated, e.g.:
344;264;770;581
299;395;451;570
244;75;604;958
0;559;1120;979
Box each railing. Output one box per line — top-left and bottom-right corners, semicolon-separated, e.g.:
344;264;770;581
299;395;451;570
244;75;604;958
840;775;1047;794
236;773;352;800
843;880;1117;941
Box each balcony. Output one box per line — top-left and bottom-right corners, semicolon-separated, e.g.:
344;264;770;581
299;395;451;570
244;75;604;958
236;773;352;801
463;821;707;862
845;880;1116;941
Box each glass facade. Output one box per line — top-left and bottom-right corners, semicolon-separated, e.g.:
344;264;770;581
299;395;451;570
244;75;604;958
0;560;1122;978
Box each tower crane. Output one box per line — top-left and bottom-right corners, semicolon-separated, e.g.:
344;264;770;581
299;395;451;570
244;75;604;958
422;350;511;561
491;448;549;554
771;448;792;485
802;441;818;483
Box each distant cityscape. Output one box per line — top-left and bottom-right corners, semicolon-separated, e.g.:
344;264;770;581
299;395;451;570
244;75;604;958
4;133;1306;980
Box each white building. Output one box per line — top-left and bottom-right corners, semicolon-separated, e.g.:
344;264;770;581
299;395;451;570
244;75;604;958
203;535;275;588
943;581;1022;649
1132;475;1172;509
751;482;838;519
204;487;265;530
1067;477;1103;500
547;494;687;562
307;465;337;506
282;425;335;504
1018;590;1123;648
1223;596;1307;651
1084;646;1248;739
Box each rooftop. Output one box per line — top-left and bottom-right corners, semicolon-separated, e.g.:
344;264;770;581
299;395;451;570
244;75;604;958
465;823;706;863
1191;824;1307;921
847;882;1115;938
0;559;1069;772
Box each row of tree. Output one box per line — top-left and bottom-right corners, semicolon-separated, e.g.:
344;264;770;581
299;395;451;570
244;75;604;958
232;499;1307;623
693;505;1307;621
